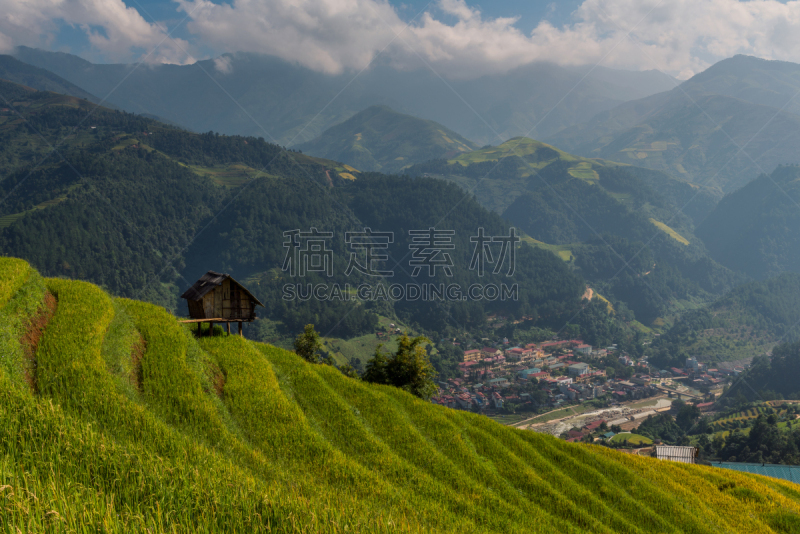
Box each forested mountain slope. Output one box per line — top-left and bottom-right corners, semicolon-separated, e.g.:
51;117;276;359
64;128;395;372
407;137;737;326
3;257;800;532
295;105;478;173
0;55;99;102
648;273;800;367
724;341;800;402
0;79;585;340
697;165;800;280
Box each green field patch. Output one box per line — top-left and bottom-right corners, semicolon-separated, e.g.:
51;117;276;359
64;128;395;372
521;235;574;261
450;137;572;165
187;163;268;187
567;162;600;183
594;292;615;314
610;433;653;446
631;320;653;334
710;406;789;430
321;316;427;367
111;136;152;151
525;406;577;424
0;196;67;229
649;218;690;245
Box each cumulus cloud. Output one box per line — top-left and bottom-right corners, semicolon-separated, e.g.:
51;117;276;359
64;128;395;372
0;0;194;64
4;0;800;78
176;0;800;79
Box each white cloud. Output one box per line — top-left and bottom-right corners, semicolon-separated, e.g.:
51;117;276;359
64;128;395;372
4;0;800;78
214;55;233;74
177;0;404;74
0;0;194;64
176;0;800;79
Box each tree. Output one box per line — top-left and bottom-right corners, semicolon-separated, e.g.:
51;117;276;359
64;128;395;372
338;363;360;379
294;324;325;364
363;348;389;384
676;403;700;432
364;334;439;400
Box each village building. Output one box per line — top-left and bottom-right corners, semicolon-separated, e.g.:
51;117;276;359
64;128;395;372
654;445;697;464
568;362;591;376
463;349;482;361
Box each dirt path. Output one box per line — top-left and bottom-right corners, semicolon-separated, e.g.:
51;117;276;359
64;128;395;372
512;407;572;428
22;291;57;392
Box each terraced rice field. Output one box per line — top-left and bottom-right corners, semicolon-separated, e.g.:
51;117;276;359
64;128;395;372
2;257;800;532
710;406;790;431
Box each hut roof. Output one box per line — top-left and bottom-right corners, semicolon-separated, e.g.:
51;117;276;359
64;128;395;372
180;271;264;306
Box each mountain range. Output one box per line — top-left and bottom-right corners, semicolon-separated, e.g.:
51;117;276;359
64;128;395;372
11;46;676;146
0;79;586;344
3;50;800;357
548;55;800;193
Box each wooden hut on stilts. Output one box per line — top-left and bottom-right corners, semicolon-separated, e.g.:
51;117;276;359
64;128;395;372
179;271;264;336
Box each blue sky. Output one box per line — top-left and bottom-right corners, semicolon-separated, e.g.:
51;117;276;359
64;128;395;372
48;0;584;62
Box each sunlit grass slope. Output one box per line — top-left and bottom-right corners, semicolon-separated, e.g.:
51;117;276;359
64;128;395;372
3;257;800;532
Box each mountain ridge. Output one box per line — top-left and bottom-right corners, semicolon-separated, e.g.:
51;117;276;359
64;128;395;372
295;105;479;173
12;46;677;145
547;54;800;193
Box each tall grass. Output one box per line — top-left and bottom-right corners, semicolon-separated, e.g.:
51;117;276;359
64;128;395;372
0;269;46;385
0;258;30;308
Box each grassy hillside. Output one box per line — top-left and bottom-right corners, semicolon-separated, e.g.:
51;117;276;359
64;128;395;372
409;137;618;214
3;257;800;532
295;105;479;173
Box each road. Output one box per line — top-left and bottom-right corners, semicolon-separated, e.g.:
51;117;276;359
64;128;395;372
653;385;702;400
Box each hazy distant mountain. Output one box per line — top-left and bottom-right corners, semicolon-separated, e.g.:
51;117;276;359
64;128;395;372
697;165;800;279
683;55;800;114
295;106;479;173
0;55;99;102
12;47;676;146
548;55;800;193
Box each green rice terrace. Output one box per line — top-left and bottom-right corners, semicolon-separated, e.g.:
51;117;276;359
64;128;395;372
3;256;800;532
709;405;797;432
